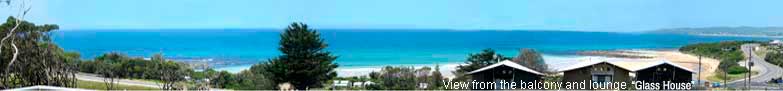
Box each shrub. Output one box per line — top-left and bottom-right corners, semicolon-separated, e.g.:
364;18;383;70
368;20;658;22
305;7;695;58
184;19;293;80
727;65;749;74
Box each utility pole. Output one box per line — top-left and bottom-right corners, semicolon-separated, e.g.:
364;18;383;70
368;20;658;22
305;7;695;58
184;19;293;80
746;46;753;90
698;54;702;88
724;63;728;90
748;46;756;89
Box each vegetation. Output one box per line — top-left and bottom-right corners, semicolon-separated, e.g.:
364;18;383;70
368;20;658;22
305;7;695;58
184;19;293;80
0;17;79;88
680;41;758;74
357;66;446;90
231;65;274;90
78;53;191;90
263;22;339;89
708;70;759;82
375;66;417;89
76;80;156;90
453;48;510;81
764;44;783;67
512;48;549;73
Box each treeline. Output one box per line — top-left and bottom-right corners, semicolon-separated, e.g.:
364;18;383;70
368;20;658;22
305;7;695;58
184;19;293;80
764;44;783;69
76;52;276;90
679;41;758;74
332;65;445;90
0;17;79;89
76;53;193;89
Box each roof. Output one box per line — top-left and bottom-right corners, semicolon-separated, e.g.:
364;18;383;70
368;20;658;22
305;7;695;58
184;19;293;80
557;60;632;72
466;60;544;75
771;40;782;44
627;60;696;73
8;85;94;91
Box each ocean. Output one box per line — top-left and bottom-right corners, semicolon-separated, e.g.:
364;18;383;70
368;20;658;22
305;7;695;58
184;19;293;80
50;29;771;73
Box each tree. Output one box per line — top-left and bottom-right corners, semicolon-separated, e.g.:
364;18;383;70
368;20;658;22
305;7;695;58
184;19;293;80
211;71;235;88
158;60;188;90
415;67;431;89
430;64;444;90
512;48;549;73
94;53;126;90
0;14;76;89
265;22;338;89
232;63;274;90
378;66;417;90
453;48;509;81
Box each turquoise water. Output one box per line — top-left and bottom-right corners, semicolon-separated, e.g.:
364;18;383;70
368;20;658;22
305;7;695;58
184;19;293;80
50;29;770;71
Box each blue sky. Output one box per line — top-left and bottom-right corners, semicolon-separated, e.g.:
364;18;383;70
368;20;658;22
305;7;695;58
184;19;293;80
2;0;783;32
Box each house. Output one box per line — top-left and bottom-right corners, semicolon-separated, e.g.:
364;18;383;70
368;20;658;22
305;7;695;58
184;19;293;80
559;60;632;89
467;60;544;89
628;61;695;88
771;40;782;45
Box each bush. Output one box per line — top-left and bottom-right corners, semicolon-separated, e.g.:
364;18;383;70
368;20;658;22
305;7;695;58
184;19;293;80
727;66;749;74
680;41;760;73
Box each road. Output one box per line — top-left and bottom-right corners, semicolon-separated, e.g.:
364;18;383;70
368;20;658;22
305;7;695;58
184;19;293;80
725;44;783;89
76;73;161;88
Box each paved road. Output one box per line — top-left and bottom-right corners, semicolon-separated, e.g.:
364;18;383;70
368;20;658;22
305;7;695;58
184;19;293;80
725;44;783;89
76;73;161;88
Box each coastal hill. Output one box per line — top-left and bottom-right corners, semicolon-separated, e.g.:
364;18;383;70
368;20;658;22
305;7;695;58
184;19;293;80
649;27;783;38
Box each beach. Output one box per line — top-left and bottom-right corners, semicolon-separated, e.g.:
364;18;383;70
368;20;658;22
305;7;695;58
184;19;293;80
579;50;720;80
326;49;721;79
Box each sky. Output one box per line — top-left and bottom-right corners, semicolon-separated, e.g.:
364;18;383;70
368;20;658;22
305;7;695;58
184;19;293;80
1;0;783;32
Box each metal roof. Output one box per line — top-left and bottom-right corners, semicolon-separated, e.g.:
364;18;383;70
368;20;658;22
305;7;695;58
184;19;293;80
466;60;544;75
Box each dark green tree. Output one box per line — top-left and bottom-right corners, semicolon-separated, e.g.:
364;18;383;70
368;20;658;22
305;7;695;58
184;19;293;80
265;22;338;89
0;17;77;88
453;48;509;81
512;48;549;73
232;63;274;90
211;71;235;88
94;53;128;90
430;64;444;90
378;66;417;90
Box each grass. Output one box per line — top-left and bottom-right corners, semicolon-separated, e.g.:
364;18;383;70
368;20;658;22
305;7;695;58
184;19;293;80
707;71;759;83
755;46;769;58
129;78;164;83
76;80;158;90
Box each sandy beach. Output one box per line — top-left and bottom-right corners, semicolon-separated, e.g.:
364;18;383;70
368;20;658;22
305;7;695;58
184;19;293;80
333;49;720;79
580;50;721;80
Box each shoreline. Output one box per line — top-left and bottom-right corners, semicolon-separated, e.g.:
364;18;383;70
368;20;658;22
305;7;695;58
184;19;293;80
212;49;719;79
214;54;610;78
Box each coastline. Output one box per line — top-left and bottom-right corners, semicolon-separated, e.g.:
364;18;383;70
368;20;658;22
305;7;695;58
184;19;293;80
214;54;611;78
213;49;719;79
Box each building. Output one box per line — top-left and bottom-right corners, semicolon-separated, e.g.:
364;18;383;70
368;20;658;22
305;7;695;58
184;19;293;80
559;60;632;89
771;40;783;45
629;61;694;87
467;60;544;89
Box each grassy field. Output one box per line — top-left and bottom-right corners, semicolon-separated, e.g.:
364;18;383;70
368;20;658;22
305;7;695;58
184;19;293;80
76;80;158;90
707;71;759;83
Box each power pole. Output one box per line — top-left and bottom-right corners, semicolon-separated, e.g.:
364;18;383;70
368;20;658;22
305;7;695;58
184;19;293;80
746;46;753;90
698;55;702;88
745;47;756;89
724;63;727;90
